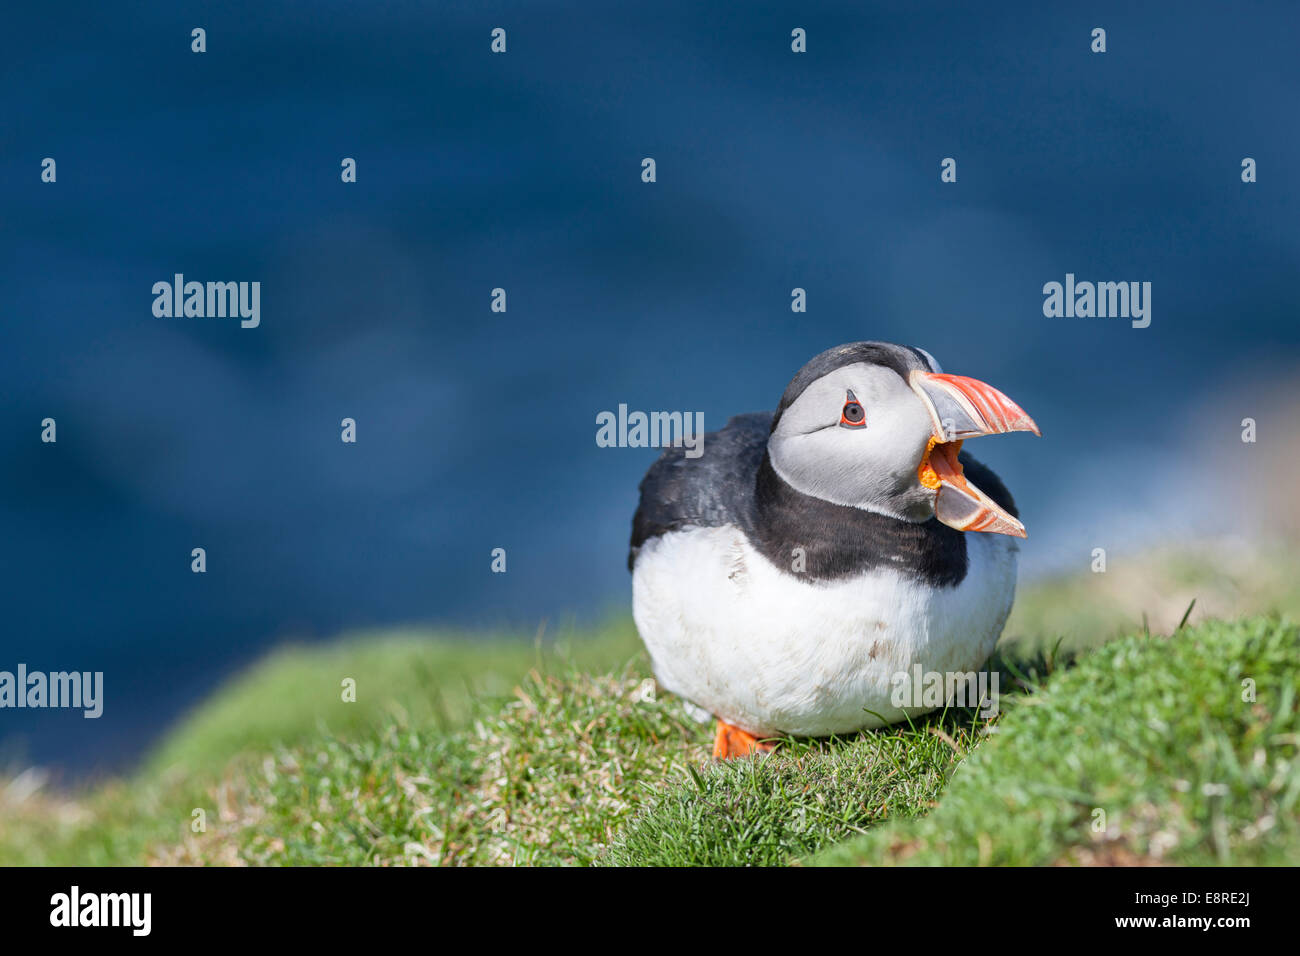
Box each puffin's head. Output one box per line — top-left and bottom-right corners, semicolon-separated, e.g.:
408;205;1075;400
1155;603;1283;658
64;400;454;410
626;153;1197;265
767;342;1040;536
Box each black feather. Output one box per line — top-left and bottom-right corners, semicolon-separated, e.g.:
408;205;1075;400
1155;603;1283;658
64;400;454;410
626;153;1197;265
628;410;1019;588
629;412;769;568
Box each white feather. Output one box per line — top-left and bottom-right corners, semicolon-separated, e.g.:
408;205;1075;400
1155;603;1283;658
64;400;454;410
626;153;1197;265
632;525;1017;736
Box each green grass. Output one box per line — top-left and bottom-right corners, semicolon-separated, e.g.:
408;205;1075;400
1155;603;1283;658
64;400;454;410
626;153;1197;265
146;619;643;777
815;615;1300;865
3;544;1298;866
604;717;984;866
168;669;709;866
603;647;1061;866
165;658;1038;866
0;622;641;866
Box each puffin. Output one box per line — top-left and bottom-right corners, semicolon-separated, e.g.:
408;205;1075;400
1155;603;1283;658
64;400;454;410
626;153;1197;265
628;341;1040;759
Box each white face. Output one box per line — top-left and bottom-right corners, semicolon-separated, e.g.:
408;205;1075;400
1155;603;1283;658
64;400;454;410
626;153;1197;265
768;362;938;520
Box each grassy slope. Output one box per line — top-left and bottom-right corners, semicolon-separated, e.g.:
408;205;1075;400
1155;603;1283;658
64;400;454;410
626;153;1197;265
0;622;642;865
813;616;1300;866
146;620;644;778
2;540;1297;866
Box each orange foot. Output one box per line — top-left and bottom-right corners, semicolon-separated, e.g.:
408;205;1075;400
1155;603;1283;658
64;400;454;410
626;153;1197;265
712;720;776;760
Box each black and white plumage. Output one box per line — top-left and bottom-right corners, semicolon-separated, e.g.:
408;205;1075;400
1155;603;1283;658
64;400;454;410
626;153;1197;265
628;342;1038;739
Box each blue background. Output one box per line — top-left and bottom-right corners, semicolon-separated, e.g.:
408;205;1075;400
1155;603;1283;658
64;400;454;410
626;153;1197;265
3;1;1298;775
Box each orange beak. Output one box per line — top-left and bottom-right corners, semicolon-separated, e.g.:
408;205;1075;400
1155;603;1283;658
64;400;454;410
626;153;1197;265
909;371;1041;538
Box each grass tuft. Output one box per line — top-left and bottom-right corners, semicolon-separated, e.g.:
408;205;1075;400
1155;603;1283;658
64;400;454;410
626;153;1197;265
604;713;992;866
157;668;711;865
814;616;1300;866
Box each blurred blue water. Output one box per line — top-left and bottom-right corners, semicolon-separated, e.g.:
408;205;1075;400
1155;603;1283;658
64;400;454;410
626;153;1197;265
2;1;1298;774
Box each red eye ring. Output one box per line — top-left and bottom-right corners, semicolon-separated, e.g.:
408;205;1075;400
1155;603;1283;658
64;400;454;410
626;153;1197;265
840;401;866;427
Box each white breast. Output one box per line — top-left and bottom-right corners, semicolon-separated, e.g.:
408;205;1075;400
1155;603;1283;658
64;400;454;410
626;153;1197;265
631;525;1018;736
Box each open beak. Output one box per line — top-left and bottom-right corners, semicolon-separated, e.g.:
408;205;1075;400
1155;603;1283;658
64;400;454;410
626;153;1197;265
909;371;1040;538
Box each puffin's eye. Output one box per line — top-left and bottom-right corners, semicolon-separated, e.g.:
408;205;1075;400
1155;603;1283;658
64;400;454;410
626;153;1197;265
840;391;866;428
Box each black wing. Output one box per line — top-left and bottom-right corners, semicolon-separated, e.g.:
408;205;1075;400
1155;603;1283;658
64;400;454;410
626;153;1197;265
628;411;771;570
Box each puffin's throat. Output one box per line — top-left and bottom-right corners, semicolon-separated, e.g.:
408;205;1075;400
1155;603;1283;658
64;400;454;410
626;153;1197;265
918;437;963;491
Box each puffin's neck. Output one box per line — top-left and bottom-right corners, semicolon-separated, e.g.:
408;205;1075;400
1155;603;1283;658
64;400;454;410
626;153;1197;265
747;452;968;587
